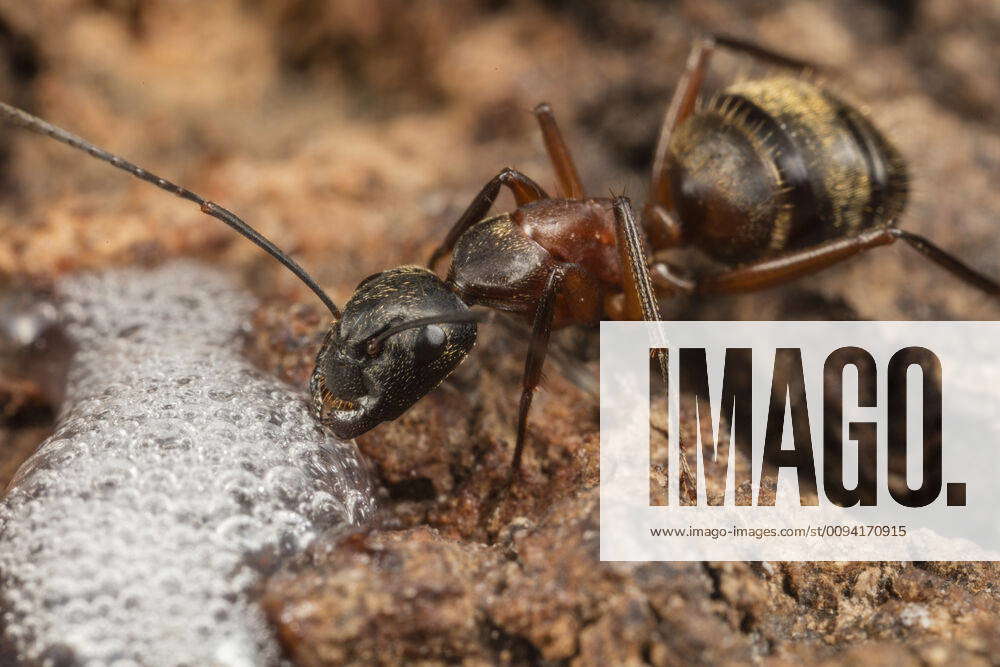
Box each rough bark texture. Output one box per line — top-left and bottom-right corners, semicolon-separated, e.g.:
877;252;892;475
1;1;998;665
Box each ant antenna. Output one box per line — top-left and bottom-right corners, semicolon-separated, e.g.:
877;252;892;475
0;101;341;320
366;311;486;355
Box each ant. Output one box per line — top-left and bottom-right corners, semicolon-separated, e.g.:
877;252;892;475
2;35;997;487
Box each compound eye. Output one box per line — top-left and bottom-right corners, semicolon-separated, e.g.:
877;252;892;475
413;324;446;363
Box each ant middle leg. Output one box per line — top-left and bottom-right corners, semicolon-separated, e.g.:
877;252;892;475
611;196;663;323
609;195;668;380
428;168;548;270
610;196;696;491
533;103;585;199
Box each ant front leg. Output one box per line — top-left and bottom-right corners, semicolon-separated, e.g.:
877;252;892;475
428;168;548;271
508;264;567;485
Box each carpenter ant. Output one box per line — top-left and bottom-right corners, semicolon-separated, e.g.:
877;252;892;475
3;35;998;486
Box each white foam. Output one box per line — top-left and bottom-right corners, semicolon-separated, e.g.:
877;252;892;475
0;261;375;666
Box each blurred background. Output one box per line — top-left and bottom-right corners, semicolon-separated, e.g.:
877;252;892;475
0;1;999;664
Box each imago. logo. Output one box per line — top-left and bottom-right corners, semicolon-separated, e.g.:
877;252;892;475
599;322;1000;561
673;345;963;509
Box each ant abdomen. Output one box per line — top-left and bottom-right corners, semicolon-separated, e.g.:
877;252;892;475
666;76;908;264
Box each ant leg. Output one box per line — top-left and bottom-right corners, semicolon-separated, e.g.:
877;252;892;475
710;34;822;73
612;196;696;492
611;195;669;384
650;34;820;199
887;229;1000;295
533;103;585;199
690;226;1000;296
647;37;715;220
694;229;897;293
645;36;823;251
645;199;686;252
428;168;548;271
649;261;696;296
612;196;663;323
508;264;566;484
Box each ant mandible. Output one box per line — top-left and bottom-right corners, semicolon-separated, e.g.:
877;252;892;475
3;35;997;486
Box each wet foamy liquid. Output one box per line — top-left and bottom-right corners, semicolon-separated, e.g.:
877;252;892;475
0;262;375;666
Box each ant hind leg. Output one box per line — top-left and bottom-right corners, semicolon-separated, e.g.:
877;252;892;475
644;35;825;252
688;226;1000;298
710;34;823;74
888;228;1000;295
647;37;715;220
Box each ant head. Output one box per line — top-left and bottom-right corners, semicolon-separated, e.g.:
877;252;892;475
310;266;478;440
0;102;479;442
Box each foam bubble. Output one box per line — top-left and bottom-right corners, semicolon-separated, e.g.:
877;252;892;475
0;261;375;665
